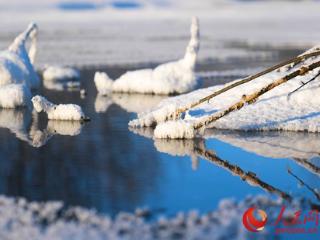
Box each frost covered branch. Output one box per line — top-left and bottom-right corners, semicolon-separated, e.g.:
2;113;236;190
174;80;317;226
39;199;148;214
174;50;320;120
193;61;320;130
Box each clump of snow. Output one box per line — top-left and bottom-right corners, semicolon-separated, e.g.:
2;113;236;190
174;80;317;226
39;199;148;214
0;22;39;89
131;45;320;137
0;84;31;108
31;95;88;121
154;120;195;139
42;66;80;82
94;17;200;95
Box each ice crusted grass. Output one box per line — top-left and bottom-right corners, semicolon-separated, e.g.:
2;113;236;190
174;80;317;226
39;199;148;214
0;194;306;240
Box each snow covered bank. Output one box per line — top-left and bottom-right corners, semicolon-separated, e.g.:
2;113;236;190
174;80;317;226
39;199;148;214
0;194;306;240
130;46;320;138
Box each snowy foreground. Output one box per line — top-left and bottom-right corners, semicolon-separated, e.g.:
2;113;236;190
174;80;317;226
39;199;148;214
0;194;306;240
130;47;320;138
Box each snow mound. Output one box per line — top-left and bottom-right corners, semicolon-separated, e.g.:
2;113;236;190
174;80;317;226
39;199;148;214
32;95;88;121
94;17;200;95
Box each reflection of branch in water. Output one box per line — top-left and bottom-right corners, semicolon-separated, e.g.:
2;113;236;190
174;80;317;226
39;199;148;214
288;168;320;201
194;145;292;201
154;138;292;201
293;158;320;176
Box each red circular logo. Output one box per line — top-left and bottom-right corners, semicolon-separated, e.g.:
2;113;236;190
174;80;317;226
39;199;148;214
242;207;268;232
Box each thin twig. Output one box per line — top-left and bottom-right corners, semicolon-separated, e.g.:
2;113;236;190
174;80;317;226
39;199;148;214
288;70;320;98
194;145;292;201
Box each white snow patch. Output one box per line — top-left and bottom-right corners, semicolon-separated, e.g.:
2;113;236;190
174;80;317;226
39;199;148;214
31;95;87;121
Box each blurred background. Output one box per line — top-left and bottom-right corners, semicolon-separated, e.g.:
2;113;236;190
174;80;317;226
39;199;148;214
0;0;319;66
